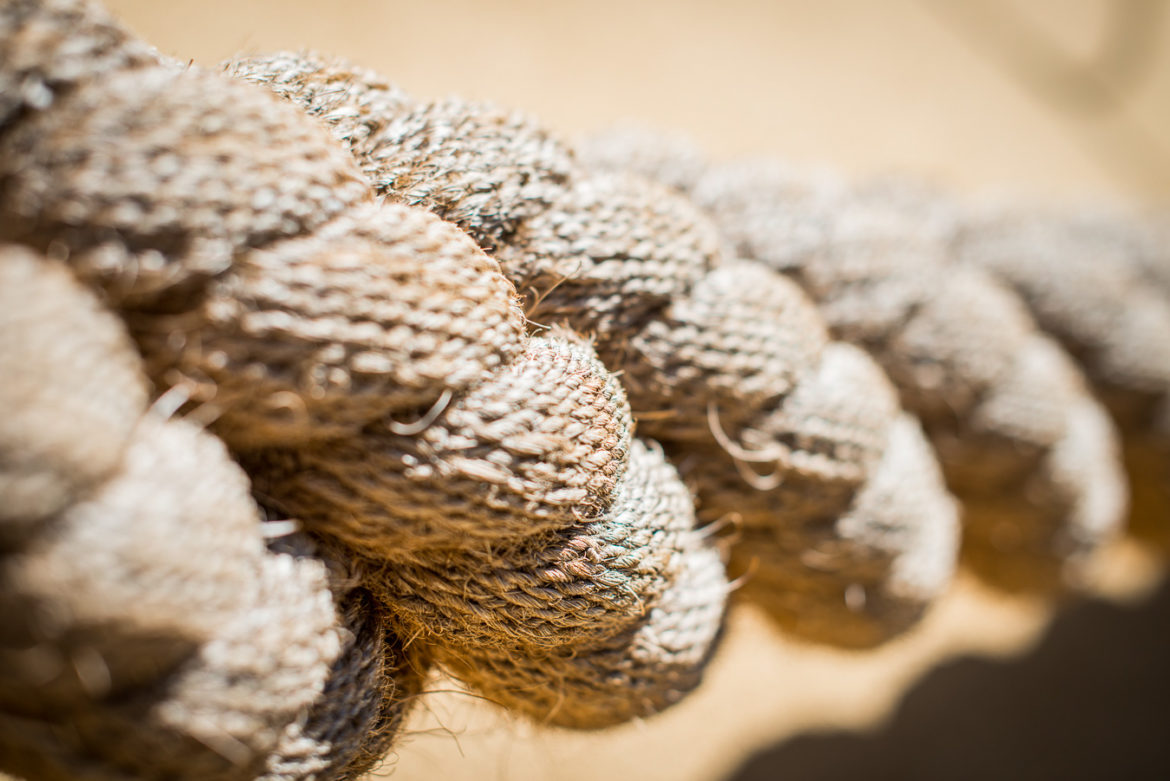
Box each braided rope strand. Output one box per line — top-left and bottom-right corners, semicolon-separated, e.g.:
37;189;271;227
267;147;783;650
579;130;1130;591
1;4;728;777
230;53;963;649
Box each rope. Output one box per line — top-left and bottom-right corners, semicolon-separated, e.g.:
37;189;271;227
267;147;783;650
228;52;963;651
1;2;724;776
580;128;1133;592
953;200;1170;550
1;0;1166;778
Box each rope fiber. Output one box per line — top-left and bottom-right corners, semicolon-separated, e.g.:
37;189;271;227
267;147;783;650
1;2;1166;778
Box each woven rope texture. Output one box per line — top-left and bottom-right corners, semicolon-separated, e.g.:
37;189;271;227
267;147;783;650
2;2;1165;779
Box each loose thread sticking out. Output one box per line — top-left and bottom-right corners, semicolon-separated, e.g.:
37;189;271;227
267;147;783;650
726;555;759;594
706;401;785;464
148;382;191;421
260;519;301;539
706;400;789;490
699;511;743;542
732;459;785;491
522;257;585;330
388;389;453;436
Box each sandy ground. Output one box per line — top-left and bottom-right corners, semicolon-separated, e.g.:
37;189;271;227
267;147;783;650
107;0;1170;202
91;2;1170;779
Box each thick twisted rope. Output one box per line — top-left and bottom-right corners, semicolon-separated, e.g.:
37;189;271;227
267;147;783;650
0;3;423;774
227;52;963;650
578;128;1131;592
950;200;1170;553
5;1;1161;778
1;1;725;777
0;248;352;781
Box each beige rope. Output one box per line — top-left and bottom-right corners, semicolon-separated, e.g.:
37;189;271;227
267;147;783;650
580;130;1131;592
1;3;726;778
3;1;1162;778
953;201;1170;551
229;52;963;650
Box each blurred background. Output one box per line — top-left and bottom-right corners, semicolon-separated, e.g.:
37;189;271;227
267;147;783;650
105;0;1170;202
101;1;1170;778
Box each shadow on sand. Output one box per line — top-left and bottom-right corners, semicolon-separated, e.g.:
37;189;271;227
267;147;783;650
730;577;1170;781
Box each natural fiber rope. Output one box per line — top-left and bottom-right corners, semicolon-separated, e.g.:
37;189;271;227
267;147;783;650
2;1;1164;778
578;129;1130;592
950;200;1170;552
228;52;963;649
1;2;727;777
